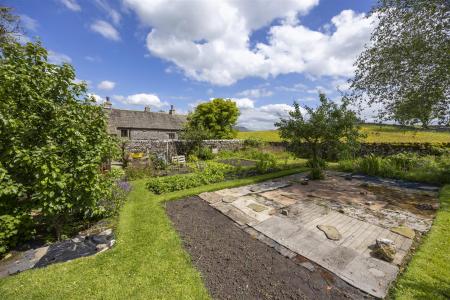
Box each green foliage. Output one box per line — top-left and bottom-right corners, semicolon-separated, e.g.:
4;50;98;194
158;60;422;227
350;0;450;127
0;6;21;46
276;93;363;179
124;164;153;180
183;98;240;139
254;152;277;174
0;41;118;250
243;137;264;148
339;153;450;184
192;146;214;160
147;163;227;194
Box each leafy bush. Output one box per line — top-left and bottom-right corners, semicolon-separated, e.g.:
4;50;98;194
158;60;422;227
0;215;22;256
0;41;118;244
146;162;232;194
244;138;264;148
254;152;277;174
338;153;450;184
193;146;215;160
125;164;153;180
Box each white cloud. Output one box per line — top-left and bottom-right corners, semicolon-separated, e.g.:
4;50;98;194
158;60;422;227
123;1;375;86
87;93;103;103
232;98;255;109
84;56;101;62
95;0;121;25
60;0;81;12
48;50;72;64
20;15;38;32
97;80;116;90
237;88;273;98
90;20;120;41
238;103;302;130
114;93;168;107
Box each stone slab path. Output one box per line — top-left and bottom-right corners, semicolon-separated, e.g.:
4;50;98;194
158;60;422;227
198;172;439;298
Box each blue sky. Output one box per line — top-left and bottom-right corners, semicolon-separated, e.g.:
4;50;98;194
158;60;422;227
7;0;377;130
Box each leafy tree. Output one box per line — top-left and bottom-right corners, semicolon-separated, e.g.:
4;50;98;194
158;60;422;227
275;94;363;179
184;98;240;139
0;6;21;46
350;0;450;128
0;41;117;249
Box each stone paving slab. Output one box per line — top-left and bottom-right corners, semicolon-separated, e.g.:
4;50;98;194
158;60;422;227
199;172;439;299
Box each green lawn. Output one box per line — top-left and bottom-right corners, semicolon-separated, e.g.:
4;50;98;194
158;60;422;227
237;124;450;144
391;185;450;300
0;167;306;299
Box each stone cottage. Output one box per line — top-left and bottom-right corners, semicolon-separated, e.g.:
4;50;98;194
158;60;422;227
103;97;187;140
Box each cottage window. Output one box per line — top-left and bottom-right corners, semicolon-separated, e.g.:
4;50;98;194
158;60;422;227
168;133;176;139
120;129;129;138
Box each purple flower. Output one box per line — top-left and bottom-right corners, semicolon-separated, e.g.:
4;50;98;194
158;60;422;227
116;180;131;193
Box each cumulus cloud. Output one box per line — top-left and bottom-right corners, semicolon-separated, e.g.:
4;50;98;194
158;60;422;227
232;98;255;109
95;0;121;25
60;0;81;12
87;93;103;103
20;15;38;32
237;88;273;98
48;50;72;64
97;80;116;90
238;103;301;130
123;0;375;85
90;20;120;41
113;93;168;108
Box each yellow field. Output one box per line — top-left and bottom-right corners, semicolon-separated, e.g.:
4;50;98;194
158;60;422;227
237;124;450;144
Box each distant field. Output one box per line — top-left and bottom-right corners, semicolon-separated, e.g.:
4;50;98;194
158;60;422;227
237;124;450;144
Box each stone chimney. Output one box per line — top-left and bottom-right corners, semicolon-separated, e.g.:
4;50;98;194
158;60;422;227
169;104;176;115
103;96;112;110
144;105;151;112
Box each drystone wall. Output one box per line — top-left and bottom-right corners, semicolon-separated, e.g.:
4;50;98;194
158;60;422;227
125;139;245;158
125;139;449;159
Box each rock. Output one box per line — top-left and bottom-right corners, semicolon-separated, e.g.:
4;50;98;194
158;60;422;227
301;179;309;185
108;239;116;248
90;235;109;245
365;201;373;206
222;196;237;203
317;225;342;240
391;226;415;239
360;191;367;195
96;244;108;252
373;238;396;262
281;209;289;216
247;203;267;212
415;203;436;211
345;174;352;181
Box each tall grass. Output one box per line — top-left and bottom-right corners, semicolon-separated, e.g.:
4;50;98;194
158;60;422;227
338;153;450;184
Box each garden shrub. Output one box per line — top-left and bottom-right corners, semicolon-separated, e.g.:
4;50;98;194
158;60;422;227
338;153;450;184
193;146;215;160
254;152;277;174
244;138;264;148
147;165;225;194
124;164;153;180
0;42;118;249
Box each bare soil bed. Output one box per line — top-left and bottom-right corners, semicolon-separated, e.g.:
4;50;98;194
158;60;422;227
166;196;372;300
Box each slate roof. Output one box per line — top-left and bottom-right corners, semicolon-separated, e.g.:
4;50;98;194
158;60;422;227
107;109;187;132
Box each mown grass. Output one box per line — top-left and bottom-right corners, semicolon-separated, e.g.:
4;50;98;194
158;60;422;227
0;167;306;300
392;185;450;300
237;124;450;144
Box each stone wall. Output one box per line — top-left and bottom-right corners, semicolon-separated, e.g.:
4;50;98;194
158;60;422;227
125;139;245;159
129;129;180;140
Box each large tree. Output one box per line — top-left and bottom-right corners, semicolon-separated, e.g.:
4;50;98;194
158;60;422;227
276;94;363;179
0;6;21;46
184;98;240;139
350;0;450;127
0;41;116;250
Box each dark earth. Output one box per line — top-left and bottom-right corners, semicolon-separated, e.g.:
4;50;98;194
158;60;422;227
166;196;373;300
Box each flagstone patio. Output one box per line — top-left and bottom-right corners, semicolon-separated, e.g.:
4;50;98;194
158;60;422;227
198;172;439;298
